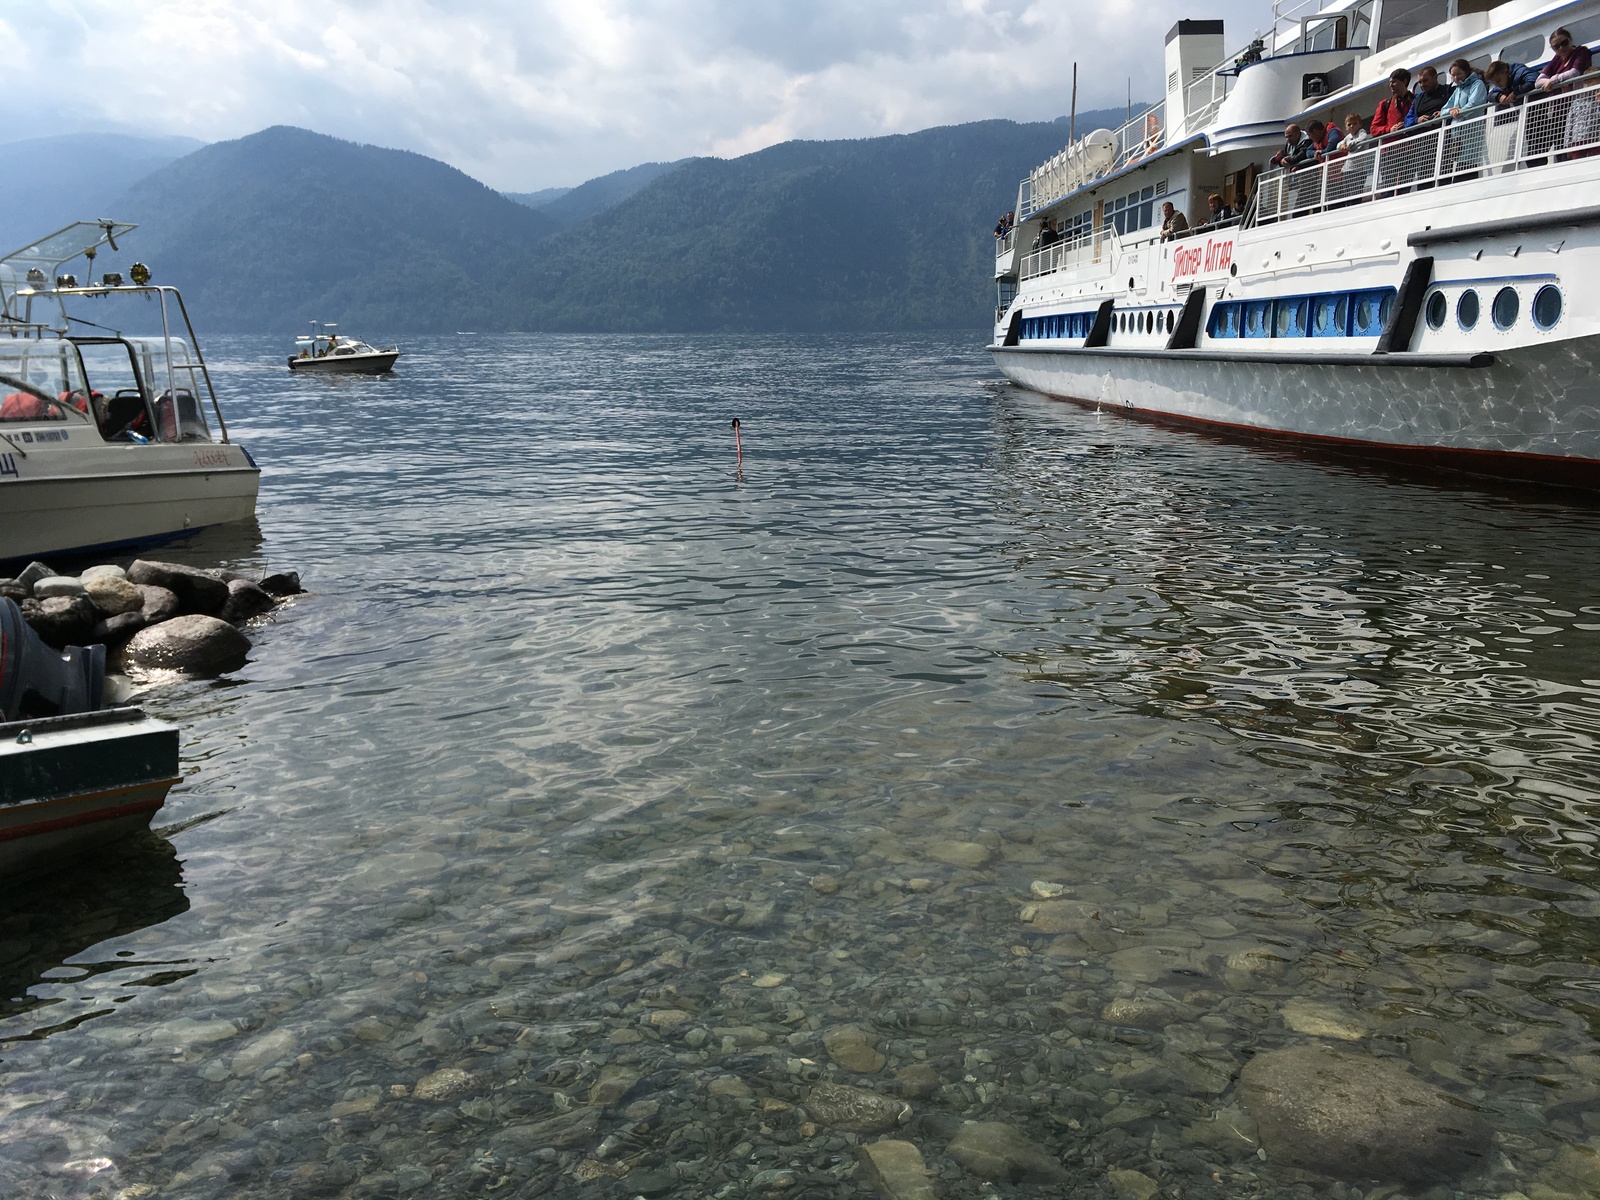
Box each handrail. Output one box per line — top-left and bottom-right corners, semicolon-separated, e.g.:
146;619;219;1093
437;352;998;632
1248;74;1600;230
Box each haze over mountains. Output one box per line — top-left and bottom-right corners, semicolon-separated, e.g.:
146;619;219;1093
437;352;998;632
3;110;1132;333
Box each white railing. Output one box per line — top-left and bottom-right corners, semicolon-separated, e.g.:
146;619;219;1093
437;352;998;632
995;228;1016;257
1184;68;1235;133
1019;225;1124;281
1252;77;1600;227
1018;100;1167;219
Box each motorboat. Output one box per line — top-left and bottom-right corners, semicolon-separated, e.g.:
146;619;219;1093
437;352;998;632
0;707;180;873
0;596;178;873
990;1;1600;489
0;221;260;564
288;322;400;373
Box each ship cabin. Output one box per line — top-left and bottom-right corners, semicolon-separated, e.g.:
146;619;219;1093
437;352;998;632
994;0;1600;353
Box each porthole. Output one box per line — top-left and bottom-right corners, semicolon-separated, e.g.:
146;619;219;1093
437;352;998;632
1118;313;1126;333
1533;284;1563;330
1457;288;1480;330
1141;311;1150;333
1492;286;1519;330
1424;291;1447;331
1166;309;1175;334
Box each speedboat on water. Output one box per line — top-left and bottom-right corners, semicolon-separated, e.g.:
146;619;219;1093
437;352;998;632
991;1;1600;489
288;322;400;374
0;221;260;564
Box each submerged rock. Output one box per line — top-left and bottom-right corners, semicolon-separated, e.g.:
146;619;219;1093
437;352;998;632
259;570;305;597
805;1082;909;1133
858;1139;939;1200
824;1025;886;1074
414;1067;477;1102
123;615;250;674
946;1121;1069;1184
1238;1044;1490;1183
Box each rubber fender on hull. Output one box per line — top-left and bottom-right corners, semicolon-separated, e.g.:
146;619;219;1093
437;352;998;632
1084;299;1116;348
1375;255;1434;355
1167;285;1207;351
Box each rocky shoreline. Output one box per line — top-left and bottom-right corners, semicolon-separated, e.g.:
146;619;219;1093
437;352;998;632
0;558;304;675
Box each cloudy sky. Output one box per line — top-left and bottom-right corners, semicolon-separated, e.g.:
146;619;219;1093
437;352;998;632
12;0;1266;190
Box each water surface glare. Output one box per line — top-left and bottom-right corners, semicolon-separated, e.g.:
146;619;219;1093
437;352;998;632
5;332;1600;1199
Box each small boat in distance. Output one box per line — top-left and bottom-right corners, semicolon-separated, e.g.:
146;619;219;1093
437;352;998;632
288;322;400;374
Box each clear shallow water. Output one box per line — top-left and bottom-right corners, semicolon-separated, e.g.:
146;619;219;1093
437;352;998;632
4;332;1600;1198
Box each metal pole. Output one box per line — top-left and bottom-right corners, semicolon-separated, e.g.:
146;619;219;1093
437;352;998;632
1070;63;1078;144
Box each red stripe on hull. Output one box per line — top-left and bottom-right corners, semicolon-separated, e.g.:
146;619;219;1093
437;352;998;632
0;792;172;844
1027;388;1600;492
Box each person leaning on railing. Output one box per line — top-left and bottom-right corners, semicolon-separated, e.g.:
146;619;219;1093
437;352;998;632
1442;58;1490;178
1407;65;1451;126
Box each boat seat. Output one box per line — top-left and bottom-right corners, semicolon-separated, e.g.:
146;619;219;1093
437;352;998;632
101;390;148;440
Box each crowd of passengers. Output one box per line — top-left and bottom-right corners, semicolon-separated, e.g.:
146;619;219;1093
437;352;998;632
1259;27;1595;189
996;28;1594;244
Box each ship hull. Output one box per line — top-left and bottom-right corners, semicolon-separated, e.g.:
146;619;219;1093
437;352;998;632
0;441;260;564
990;338;1600;489
288;351;400;374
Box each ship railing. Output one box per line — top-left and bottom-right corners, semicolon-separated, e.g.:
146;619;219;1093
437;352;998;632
1017;99;1168;219
1019;225;1124;281
1250;74;1600;228
995;228;1016;256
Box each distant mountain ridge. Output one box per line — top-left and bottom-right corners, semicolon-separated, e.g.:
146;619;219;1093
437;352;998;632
0;133;205;255
17;109;1136;332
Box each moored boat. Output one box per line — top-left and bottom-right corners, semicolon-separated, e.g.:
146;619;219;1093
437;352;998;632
0;221;260;563
288;322;400;374
990;1;1600;489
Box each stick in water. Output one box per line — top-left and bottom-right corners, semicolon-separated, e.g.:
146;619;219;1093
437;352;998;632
732;418;742;464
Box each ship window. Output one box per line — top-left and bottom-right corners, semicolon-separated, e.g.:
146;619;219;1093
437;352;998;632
1350;289;1394;337
1311;295;1346;337
1243;300;1273;338
1457;288;1480;330
1275;297;1309;338
1424;291;1447;330
1492;286;1519;330
1533;285;1562;330
1500;34;1543;64
1166;310;1175;334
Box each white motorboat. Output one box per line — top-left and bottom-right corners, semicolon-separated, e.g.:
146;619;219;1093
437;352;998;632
990;1;1600;489
0;221;260;564
288;322;400;374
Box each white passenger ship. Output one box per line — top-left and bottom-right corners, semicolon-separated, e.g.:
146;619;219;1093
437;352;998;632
991;0;1600;488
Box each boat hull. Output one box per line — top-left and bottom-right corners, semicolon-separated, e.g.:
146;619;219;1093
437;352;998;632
0;440;260;564
0;710;180;876
990;338;1600;489
288;351;400;374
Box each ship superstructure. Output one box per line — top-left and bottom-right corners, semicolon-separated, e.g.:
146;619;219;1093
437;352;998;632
991;0;1600;487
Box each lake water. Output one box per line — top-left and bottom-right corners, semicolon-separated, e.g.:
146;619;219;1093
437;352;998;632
5;332;1600;1199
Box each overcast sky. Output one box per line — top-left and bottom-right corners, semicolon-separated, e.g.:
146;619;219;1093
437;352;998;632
12;0;1267;191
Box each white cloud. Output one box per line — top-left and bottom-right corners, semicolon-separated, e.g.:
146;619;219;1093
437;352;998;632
12;0;1269;189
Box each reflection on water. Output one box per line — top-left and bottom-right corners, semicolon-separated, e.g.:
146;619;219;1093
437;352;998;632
3;333;1600;1198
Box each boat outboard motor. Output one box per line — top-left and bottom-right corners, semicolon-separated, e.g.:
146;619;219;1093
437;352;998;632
0;598;105;722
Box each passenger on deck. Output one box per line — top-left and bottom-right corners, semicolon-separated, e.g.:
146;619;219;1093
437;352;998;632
1445;59;1489;119
1537;28;1593;92
1486;59;1540;107
1307;119;1343;160
1269;123;1316;169
1033;218;1060;250
1159;201;1189;240
1203;193;1235;225
1371;69;1414;136
1339;113;1374;151
1406;65;1452;124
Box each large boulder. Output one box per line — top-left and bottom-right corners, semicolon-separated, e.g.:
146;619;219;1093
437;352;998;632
21;596;97;647
33;575;85;599
15;561;55;591
259;571;304;597
220;578;275;623
0;579;27;602
126;560;229;616
84;574;145;616
123;615;251;674
137;584;181;624
91;612;147;644
80;564;127;582
805;1083;910;1134
1238;1045;1489;1184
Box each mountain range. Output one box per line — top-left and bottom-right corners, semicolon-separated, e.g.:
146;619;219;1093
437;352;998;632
4;109;1133;333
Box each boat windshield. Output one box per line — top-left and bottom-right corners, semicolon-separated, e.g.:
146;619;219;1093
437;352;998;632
70;337;215;443
0;341;93;423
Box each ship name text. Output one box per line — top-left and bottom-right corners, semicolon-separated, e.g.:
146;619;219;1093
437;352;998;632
1172;237;1233;280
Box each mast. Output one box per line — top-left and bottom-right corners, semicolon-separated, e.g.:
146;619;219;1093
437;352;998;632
1070;63;1078;144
